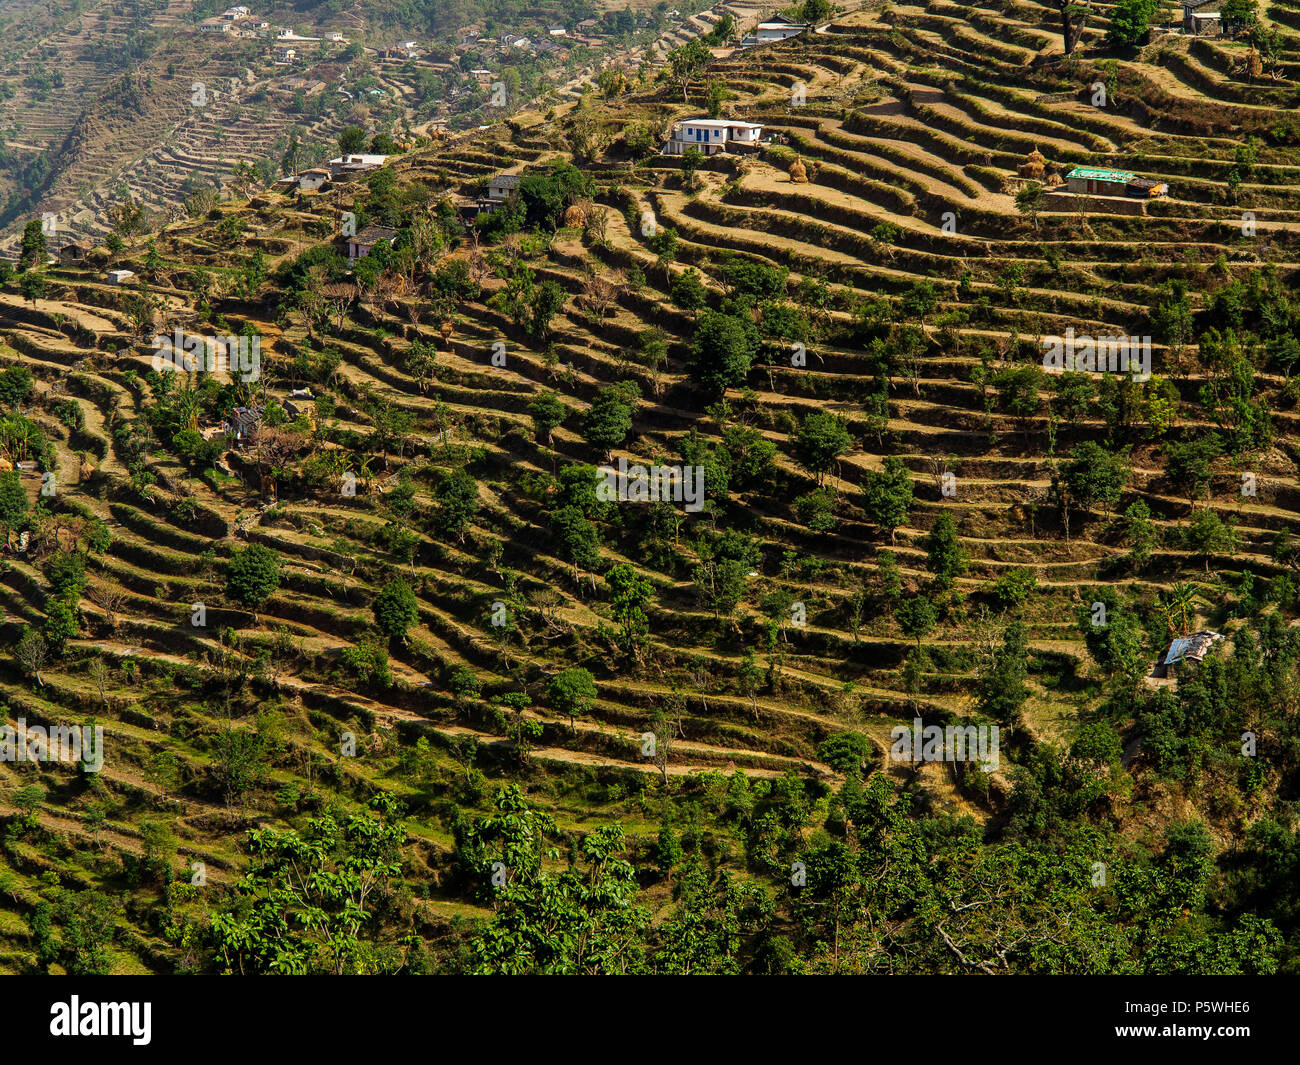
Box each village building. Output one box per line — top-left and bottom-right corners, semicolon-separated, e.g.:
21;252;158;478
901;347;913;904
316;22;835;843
296;168;331;192
273;45;296;64
199;17;231;33
1183;1;1222;33
328;153;389;178
227;406;262;446
104;269;135;285
59;243;88;265
662;118;765;156
741;13;809;48
1152;631;1223;679
484;173;520;202
1066;166;1168;199
347;225;397;263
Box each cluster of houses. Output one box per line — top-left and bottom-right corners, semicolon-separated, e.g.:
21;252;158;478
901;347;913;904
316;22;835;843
274;153;389;194
200;5;345;42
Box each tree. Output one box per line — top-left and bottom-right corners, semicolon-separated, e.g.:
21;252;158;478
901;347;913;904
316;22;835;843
688;311;759;395
582;385;637;460
925;513;968;589
1166;436;1221;507
976;620;1032;724
1064;441;1128;518
551;506;602;581
547;667;597;733
337;125;367;154
0;470;28;543
210;795;406;974
1107;0;1158;48
606;562;653;660
1221;0;1258;32
1015;181;1046;229
671;267;708;313
897;595;937;646
14;628;48;685
226;544;282;619
431;468;479;542
1054;0;1093;55
17;219;46;271
19;270;46;308
793;411;852;487
373;579;419;643
668;38;711;102
210;726;269;806
862;456;914;543
457;786;647;973
528;391;567;445
1185;509;1236;571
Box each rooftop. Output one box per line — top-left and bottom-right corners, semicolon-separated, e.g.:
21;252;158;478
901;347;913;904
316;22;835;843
1067;166;1137;182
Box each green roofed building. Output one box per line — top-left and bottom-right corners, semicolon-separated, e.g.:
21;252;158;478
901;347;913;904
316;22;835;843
1066;167;1134;195
1066;166;1167;199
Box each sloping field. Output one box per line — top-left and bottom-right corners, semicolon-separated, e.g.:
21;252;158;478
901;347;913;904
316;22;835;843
1;2;1300;975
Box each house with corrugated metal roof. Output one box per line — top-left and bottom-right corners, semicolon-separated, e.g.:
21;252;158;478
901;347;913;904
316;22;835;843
1152;630;1223;678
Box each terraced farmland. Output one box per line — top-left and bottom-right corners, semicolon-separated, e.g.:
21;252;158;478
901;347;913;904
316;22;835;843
2;1;1300;976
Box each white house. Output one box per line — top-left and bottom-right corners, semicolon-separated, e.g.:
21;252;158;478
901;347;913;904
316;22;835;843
741;13;810;48
328;153;389;178
347;225;397;263
328;31;346;41
104;269;135;285
297;168;331;191
221;5;250;18
273;46;296;64
485;173;520;201
663;118;764;155
199;18;231;32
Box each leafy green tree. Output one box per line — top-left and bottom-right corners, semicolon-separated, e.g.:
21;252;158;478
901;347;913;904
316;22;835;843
1107;0;1158;48
19;270;46;308
688;311;759;395
897;595;937;646
606;562;653;659
431;468;479;543
547;667;597;732
817;732;873;777
211;795;407;974
925;513;968;589
226;544;282;618
976;619;1031;724
793;411;852;486
457;786;648;973
551;505;602;579
582;384;638;459
528;391;567;445
17;219;46;271
337;125;367;153
372;579;419;643
1184;509;1236;571
1064;441;1129;518
0;470;28;542
862;456;913;543
1165;436;1221;507
671;267;708;312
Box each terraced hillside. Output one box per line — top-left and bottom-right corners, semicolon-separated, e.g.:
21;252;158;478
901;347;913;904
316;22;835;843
2;1;1300;976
